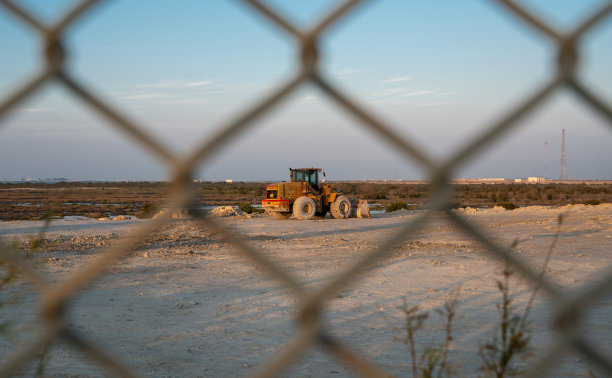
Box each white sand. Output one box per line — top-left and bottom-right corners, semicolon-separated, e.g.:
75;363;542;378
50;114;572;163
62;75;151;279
1;205;611;376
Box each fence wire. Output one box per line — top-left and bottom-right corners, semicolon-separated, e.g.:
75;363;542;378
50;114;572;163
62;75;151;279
1;0;612;376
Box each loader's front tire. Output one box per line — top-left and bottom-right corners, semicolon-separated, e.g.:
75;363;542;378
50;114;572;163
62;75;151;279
293;196;316;220
331;195;351;219
271;212;291;220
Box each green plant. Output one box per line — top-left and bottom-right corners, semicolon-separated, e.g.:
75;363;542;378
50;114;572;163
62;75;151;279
238;203;254;214
137;202;160;219
386;202;409;212
495;202;518;210
384;288;460;378
438;288;460;376
238;203;264;214
2;217;54;375
0;253;17;338
479;264;530;377
480;215;564;377
396;300;429;377
367;192;388;200
584;199;600;206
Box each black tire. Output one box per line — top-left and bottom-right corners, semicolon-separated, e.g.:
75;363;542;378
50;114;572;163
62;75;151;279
330;195;351;219
293;196;316;220
271;212;291;220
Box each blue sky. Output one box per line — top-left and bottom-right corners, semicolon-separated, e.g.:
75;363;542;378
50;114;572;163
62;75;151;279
1;0;611;181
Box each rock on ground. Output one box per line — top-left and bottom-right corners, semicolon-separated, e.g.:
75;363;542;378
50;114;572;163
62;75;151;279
209;206;246;217
349;198;370;218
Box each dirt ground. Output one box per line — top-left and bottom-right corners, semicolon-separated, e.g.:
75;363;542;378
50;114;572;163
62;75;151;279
1;205;611;377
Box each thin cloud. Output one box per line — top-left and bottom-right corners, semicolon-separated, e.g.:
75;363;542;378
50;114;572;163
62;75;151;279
401;90;435;97
157;98;208;105
139;79;213;89
298;95;319;103
183;81;211;88
417;102;448;108
125;93;167;100
16;107;51;113
335;67;362;76
382;76;412;83
374;87;411;96
138;81;182;89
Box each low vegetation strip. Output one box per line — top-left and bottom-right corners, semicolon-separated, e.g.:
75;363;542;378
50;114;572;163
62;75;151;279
0;182;610;220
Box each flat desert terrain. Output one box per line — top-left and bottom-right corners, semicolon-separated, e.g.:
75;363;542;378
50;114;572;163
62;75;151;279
1;204;611;376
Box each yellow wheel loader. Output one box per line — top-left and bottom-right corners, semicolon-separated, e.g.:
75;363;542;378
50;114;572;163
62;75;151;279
262;168;351;220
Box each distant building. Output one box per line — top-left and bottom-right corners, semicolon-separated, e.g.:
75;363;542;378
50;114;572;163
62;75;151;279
514;178;523;183
225;179;233;183
527;177;546;183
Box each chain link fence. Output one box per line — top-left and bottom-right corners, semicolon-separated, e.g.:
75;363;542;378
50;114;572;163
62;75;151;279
1;0;611;376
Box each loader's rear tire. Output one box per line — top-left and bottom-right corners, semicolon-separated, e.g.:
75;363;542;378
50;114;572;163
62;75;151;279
331;195;351;219
293;196;316;220
271;212;291;220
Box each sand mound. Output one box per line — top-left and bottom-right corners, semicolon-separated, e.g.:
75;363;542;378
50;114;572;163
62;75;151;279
515;205;549;212
455;207;478;215
152;208;190;219
210;206;246;217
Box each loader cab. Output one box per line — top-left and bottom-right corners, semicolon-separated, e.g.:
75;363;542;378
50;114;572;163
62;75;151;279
290;168;325;191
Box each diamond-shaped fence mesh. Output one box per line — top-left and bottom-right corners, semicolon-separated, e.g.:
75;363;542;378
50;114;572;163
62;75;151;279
1;0;611;376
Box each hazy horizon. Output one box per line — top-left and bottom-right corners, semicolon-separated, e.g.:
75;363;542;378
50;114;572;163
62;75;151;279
1;1;611;182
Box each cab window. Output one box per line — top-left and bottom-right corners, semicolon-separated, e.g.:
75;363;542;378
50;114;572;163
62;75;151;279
294;170;306;182
309;170;318;186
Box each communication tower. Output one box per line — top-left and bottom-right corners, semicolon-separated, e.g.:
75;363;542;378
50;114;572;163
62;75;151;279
559;129;567;181
544;141;548;179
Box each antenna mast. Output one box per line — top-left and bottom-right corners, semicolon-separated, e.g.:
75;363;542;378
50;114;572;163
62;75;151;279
559;129;567;181
544;141;548;179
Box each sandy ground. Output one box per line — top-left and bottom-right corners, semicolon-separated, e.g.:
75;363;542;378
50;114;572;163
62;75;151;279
1;205;611;377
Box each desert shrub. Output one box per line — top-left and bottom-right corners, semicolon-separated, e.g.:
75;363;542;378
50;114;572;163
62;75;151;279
386;202;408;212
137;202;159;219
343;183;358;195
479;266;529;377
238;203;264;214
367;192;388;200
584;199;601;206
496;202;518;210
386;290;460;377
85;212;106;219
239;203;254;214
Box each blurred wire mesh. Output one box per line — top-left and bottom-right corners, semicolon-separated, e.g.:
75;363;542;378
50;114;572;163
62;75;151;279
0;0;611;376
